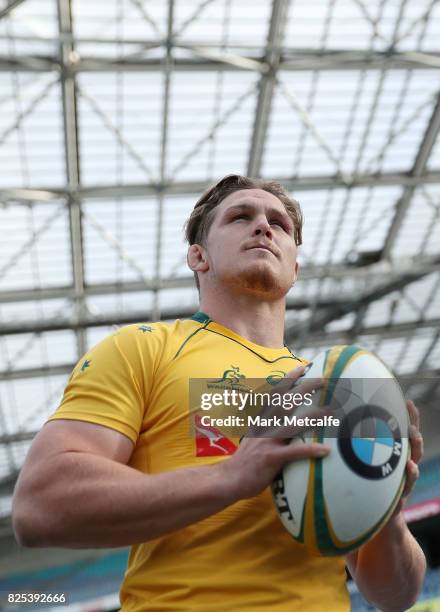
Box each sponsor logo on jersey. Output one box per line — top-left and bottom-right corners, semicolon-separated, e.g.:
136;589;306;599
207;365;251;393
194;414;237;456
212;365;246;385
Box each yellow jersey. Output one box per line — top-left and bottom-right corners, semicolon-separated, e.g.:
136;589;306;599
48;312;349;611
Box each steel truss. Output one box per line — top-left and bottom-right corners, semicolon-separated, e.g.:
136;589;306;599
1;0;440;540
2;48;440;73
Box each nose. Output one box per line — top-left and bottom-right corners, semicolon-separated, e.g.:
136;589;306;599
253;215;272;238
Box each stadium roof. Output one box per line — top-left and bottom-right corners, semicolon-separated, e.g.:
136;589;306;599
0;0;440;539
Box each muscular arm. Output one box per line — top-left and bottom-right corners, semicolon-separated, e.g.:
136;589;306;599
12;410;329;549
12;421;237;548
346;512;426;612
346;403;427;611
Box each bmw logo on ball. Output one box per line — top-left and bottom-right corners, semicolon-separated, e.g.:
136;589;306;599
338;404;403;480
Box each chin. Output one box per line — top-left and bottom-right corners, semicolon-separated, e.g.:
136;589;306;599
226;266;289;300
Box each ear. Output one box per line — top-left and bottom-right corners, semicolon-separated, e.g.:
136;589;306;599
187;244;209;273
291;261;299;286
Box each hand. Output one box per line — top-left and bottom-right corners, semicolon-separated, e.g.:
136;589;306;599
222;365;331;500
393;400;424;515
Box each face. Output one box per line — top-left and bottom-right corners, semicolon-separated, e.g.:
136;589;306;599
189;189;299;299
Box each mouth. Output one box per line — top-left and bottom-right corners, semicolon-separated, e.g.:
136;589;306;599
246;245;277;256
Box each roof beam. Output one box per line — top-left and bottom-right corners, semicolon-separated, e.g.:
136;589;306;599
247;0;289;177
3;170;440;204
0;55;58;71
285;254;440;342
2;276;440;336
0;277;193;303
293;317;440;348
0;0;26;19
152;0;174;321
3;49;440;73
2;320;440;382
0;364;73;381
382;92;440;259
57;0;87;358
1;255;439;304
0;297;348;335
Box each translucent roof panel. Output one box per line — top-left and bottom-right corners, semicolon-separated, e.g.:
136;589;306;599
78;73;163;186
263;70;437;178
0;373;69;438
0;73;65;188
427;133;440;170
0;298;73;328
0;201;72;291
157;286;199;313
82;197;158;285
161;194;196;278
392;1;440;52
0;0;58;54
293;185;402;266
166;71;259;182
73;0;167;48
285;0;440;52
359;272;440;329
395;332;436;374
391;186;440;258
427;335;440;371
0;330;77;373
85;292;155;321
173;0;272;49
373;333;437;375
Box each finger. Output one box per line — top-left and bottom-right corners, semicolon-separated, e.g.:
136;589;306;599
406;400;420;431
285;364;305;380
409;424;424;464
249;380;324;423
402;460;419;498
279;441;331;463
271;369;321;394
288;376;324;398
246;407;336;439
271;377;324;405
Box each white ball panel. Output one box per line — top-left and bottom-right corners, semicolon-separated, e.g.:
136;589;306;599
277;346;409;553
342;353;393;379
280;440;310;538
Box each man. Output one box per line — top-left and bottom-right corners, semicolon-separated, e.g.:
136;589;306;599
12;175;425;611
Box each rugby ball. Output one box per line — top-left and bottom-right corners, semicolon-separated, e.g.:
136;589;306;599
271;345;409;556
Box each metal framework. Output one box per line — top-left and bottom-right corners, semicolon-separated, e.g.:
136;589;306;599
0;0;440;554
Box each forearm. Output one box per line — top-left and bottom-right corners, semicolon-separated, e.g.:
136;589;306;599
352;512;426;611
13;452;237;549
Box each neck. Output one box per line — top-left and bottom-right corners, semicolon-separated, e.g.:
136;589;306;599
199;289;286;348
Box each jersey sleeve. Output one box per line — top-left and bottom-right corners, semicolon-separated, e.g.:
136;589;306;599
47;324;163;444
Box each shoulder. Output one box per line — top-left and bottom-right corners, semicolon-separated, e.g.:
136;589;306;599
111;319;205;357
115;319;201;342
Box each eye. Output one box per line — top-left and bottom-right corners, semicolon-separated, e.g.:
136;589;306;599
270;219;287;230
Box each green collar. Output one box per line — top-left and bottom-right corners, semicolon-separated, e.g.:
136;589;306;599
190;311;211;324
190;311;300;359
